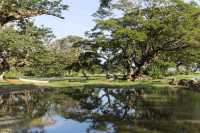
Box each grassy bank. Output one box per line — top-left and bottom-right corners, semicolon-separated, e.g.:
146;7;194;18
0;73;200;91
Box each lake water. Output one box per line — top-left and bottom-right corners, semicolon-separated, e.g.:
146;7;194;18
0;87;200;133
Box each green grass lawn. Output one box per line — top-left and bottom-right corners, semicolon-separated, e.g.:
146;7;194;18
167;72;200;80
1;73;200;91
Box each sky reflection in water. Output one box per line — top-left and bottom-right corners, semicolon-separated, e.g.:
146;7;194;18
0;88;200;133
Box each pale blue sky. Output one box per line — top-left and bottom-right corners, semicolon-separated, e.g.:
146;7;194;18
32;0;194;38
33;0;99;38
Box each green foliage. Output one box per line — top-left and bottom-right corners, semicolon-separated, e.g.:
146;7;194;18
0;27;38;73
146;60;175;78
24;50;65;77
19;22;55;44
0;21;54;75
90;0;200;80
0;0;68;26
1;0;200;80
24;35;85;77
4;69;23;79
164;48;200;73
100;0;112;8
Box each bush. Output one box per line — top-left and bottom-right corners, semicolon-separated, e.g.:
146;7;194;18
146;60;175;78
4;69;23;79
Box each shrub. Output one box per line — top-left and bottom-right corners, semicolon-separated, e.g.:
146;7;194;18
146;60;175;78
4;69;23;79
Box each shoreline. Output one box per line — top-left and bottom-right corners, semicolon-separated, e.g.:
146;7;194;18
0;73;200;92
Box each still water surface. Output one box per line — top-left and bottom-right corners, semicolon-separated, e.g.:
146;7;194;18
0;87;200;133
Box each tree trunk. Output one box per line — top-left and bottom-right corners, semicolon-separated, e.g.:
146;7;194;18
122;65;130;80
185;65;191;74
106;71;110;79
176;65;180;73
176;63;181;73
129;67;142;81
122;73;128;80
0;72;5;80
68;70;71;76
82;70;88;80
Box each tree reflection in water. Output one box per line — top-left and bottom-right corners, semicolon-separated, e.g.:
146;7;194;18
66;88;144;119
65;88;145;132
0;88;200;133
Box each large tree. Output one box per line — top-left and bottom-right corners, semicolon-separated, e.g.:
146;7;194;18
91;0;200;80
0;23;54;79
0;0;66;79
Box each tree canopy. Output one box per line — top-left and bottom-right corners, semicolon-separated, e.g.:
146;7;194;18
0;0;68;26
0;0;67;78
90;0;200;80
1;0;200;80
0;22;53;75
